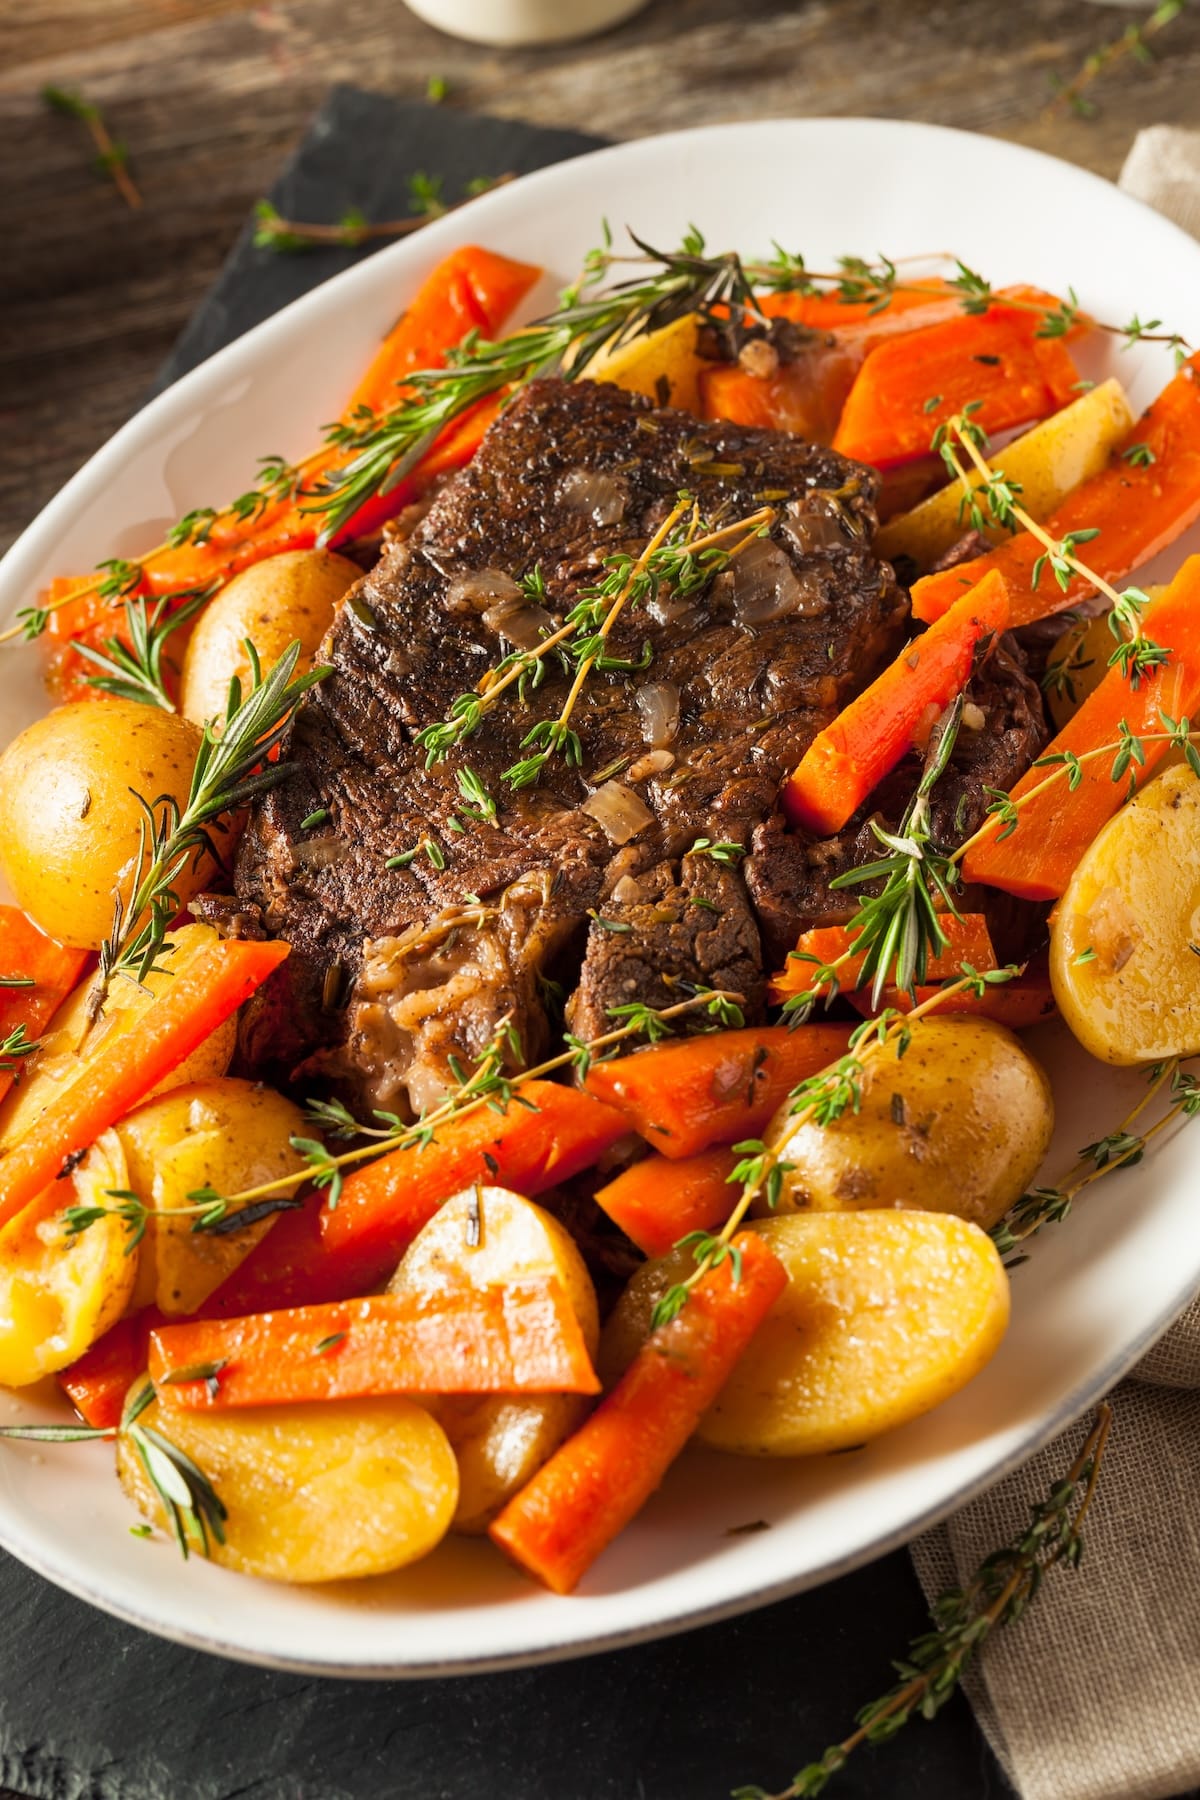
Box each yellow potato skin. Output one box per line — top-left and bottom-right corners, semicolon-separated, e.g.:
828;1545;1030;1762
179;550;359;727
117;1077;309;1315
118;1394;458;1581
391;1187;600;1533
600;1212;1010;1456
1051;762;1200;1063
580;314;704;414
0;924;235;1155
0;699;207;948
0;1132;137;1388
757;1018;1054;1233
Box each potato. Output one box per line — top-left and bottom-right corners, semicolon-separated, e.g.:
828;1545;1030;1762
600;1212;1010;1456
118;1393;458;1581
756;1018;1054;1233
0;1131;137;1388
0;698;209;948
0;924;235;1155
1051;761;1200;1063
579;313;704;414
876;377;1134;570
391;1186;599;1532
117;1077;309;1315
1043;587;1168;731
179;550;360;727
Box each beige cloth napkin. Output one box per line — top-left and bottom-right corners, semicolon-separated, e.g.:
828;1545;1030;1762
910;126;1200;1800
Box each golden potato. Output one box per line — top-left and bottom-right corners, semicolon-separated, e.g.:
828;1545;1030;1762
0;924;235;1155
579;313;704;413
391;1187;600;1532
600;1212;1010;1456
117;1077;309;1315
0;698;209;948
118;1393;458;1581
757;1018;1053;1233
1051;761;1200;1063
0;1132;137;1388
179;550;359;727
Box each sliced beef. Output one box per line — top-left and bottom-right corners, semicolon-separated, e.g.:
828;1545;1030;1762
233;377;907;1110
744;636;1050;965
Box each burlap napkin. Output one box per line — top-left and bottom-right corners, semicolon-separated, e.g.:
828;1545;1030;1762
910;126;1200;1800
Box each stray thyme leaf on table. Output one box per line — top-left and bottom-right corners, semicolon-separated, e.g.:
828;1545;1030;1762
42;84;142;210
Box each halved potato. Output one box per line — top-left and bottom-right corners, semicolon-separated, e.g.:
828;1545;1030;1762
580;313;704;413
0;1131;137;1388
601;1211;1009;1456
117;1077;309;1316
390;1187;600;1532
1052;761;1200;1063
118;1392;458;1581
0;923;236;1155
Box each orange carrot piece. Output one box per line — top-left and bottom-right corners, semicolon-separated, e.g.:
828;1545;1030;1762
832;306;1079;469
781;570;1010;835
769;913;998;1004
149;1279;599;1410
912;354;1200;627
755;281;958;330
58;1309;163;1429
584;1024;852;1161
0;939;290;1232
962;555;1200;900
488;1232;788;1594
846;953;1056;1030
699;350;860;443
595;1146;739;1259
0;909;91;1107
207;1080;628;1314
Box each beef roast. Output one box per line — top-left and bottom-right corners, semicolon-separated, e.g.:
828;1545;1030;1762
232;377;908;1110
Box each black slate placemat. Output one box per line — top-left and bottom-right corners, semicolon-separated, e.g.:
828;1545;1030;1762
0;87;1011;1800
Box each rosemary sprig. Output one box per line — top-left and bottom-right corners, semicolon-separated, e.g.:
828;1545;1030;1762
1048;0;1187;117
42;85;142;210
936;413;1169;688
252;173;513;253
70;587;214;711
736;1405;1112;1799
0;1024;42;1082
94;641;330;1007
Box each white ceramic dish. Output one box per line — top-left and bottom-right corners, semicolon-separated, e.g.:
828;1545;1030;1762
2;118;1200;1676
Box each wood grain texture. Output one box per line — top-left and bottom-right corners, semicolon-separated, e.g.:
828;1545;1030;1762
2;0;1199;559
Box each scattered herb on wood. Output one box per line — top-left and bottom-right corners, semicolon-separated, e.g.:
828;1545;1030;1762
42;84;141;210
1047;0;1189;118
252;173;513;253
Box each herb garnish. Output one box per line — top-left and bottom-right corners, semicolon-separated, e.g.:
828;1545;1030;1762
71;588;215;711
42;85;141;210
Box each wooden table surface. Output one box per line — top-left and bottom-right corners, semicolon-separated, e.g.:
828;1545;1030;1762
2;0;1200;559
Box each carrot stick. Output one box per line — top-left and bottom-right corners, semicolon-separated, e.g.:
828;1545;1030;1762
962;554;1200;900
595;1147;739;1258
0;939;289;1232
911;354;1200;626
781;570;1010;835
832;305;1079;469
584;1024;852;1161
846;953;1056;1030
58;1309;163;1429
207;1081;628;1314
149;1279;599;1410
488;1232;788;1594
0;909;91;1107
769;913;998;1004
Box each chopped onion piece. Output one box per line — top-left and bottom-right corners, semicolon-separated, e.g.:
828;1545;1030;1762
636;680;680;747
628;749;675;781
290;837;348;873
559;467;628;526
583;780;654;844
611;874;644;905
446;568;521;614
729;538;819;624
482;598;553;648
962;702;987;732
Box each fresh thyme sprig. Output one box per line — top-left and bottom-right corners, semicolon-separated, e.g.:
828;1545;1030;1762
70;587;215;711
935;413;1169;688
0;1378;226;1561
736;1405;1112;1799
0;1024;42;1082
252;174;513;253
42;85;142;210
93;641;330;1008
1048;0;1187;118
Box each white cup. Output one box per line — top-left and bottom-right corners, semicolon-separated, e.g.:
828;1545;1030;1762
403;0;650;47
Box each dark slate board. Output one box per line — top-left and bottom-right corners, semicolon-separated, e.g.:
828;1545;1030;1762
0;88;1012;1800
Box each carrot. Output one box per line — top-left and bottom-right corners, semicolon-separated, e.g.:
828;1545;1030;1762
962;554;1200;900
755;280;958;330
207;1080;628;1314
488;1232;787;1594
832;305;1079;469
595;1146;739;1259
58;1309;163;1429
584;1024;852;1161
769;913;998;1004
781;570;1010;835
149;1279;599;1410
0;938;289;1233
911;354;1200;627
0;909;91;1107
846;953;1056;1030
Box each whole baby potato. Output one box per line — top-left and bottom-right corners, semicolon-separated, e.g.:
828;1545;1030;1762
0;699;207;948
1051;761;1200;1063
117;1077;309;1316
119;1393;458;1581
180;549;359;726
758;1017;1054;1233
